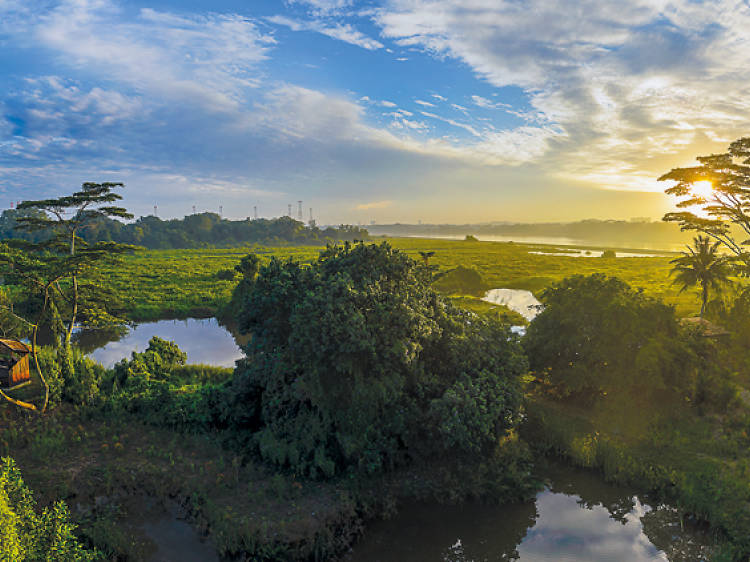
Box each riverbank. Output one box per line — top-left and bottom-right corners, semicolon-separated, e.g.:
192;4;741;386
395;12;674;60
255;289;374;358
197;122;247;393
522;396;750;559
1;402;539;560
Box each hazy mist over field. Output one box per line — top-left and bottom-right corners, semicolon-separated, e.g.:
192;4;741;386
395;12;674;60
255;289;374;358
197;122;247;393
1;0;748;223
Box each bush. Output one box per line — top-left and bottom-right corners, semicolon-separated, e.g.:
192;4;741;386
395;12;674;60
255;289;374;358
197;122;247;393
216;268;237;281
34;347;105;408
432;265;487;296
229;242;527;478
0;457;98;561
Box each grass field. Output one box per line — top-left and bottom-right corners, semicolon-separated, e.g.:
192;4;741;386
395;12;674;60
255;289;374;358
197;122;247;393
100;237;710;321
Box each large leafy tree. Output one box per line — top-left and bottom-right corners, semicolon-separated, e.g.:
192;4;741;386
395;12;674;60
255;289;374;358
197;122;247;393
670;235;733;318
524;274;695;403
229;242;527;478
12;182;134;348
661;137;750;271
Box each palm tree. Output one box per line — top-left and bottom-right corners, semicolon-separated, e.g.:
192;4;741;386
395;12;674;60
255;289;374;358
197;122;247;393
418;250;435;266
670;235;733;318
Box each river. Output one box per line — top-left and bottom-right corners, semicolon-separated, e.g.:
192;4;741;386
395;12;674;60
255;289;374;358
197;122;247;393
345;462;715;561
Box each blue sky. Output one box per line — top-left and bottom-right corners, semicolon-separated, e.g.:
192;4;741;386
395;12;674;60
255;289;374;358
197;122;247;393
1;0;749;223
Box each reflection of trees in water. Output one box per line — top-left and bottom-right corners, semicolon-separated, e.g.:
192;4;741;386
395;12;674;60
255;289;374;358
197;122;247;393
641;508;716;562
72;324;129;354
438;501;538;562
545;462;636;523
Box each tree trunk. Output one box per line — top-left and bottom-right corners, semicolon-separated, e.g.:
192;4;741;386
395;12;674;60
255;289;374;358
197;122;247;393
65;229;77;348
33;288;50;413
65;274;77;348
700;283;708;318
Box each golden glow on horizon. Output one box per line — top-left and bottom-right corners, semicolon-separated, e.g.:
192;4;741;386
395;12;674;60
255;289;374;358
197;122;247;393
691;180;714;200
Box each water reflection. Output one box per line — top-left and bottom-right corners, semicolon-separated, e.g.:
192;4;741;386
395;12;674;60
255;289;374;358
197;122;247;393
346;464;715;562
73;318;245;368
482;289;542;322
528;249;670;258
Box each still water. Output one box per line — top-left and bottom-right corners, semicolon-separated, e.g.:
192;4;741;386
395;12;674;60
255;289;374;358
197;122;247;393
346;464;715;561
73;318;245;368
483;289;542;322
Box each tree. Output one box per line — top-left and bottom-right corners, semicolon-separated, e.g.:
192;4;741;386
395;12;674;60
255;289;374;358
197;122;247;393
661;137;750;271
229;242;527;478
524;274;694;403
418;250;435;265
670;235;733;318
13;182;134;348
0;183;135;412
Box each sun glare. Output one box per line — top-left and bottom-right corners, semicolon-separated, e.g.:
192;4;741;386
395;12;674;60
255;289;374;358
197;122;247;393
691;180;714;200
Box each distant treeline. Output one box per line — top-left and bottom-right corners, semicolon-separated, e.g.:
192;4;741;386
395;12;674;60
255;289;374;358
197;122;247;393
0;209;369;249
368;219;694;250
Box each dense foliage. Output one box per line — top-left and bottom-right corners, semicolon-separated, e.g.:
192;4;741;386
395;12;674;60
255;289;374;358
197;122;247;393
229;242;528;477
0;210;368;249
0;457;97;561
524;274;720;405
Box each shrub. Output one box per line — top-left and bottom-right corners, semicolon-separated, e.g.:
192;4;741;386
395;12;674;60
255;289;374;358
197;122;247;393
432;265;487;296
0;457;98;561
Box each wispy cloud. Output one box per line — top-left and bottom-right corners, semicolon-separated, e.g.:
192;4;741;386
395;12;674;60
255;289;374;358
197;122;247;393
356;200;393;210
267;14;383;50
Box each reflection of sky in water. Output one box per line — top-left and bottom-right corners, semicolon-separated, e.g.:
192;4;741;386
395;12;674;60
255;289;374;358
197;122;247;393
528;249;669;258
517;492;667;561
482;288;542;322
346;463;715;562
89;318;244;368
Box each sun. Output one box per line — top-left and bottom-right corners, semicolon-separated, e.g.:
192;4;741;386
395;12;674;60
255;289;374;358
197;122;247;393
691;180;714;200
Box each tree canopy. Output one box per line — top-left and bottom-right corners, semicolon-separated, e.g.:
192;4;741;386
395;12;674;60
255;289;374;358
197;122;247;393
661;137;750;271
0;211;369;249
524;274;697;403
228;242;527;478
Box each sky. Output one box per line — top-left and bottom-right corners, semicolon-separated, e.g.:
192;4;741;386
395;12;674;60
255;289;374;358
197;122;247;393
0;0;748;224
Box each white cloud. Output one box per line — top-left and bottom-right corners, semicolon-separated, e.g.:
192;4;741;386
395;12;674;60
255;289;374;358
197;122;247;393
30;1;275;113
267;14;383;50
374;0;750;191
414;99;435;107
420;111;481;137
432;94;447;101
356;200;393;210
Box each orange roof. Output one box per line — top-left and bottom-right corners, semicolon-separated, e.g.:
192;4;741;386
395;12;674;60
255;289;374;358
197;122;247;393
0;339;30;353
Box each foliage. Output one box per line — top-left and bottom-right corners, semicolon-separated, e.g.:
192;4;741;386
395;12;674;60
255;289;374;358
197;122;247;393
229;242;527;478
524;274;699;403
432;265;487;296
10;182;135;347
1;211;369;250
600;249;616;258
0;457;98;561
661;137;750;270
670;235;734;317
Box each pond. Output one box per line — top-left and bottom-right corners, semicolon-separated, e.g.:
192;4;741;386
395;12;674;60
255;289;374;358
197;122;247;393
345;463;716;561
482;288;542;322
73;318;246;368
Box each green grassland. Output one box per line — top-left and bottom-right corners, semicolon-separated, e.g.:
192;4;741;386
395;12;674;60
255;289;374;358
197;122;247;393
100;237;708;321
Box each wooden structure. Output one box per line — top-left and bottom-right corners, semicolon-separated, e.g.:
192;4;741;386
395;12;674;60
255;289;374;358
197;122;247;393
0;338;31;390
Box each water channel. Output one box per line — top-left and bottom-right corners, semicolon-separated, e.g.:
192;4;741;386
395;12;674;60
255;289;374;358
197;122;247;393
346;463;716;561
